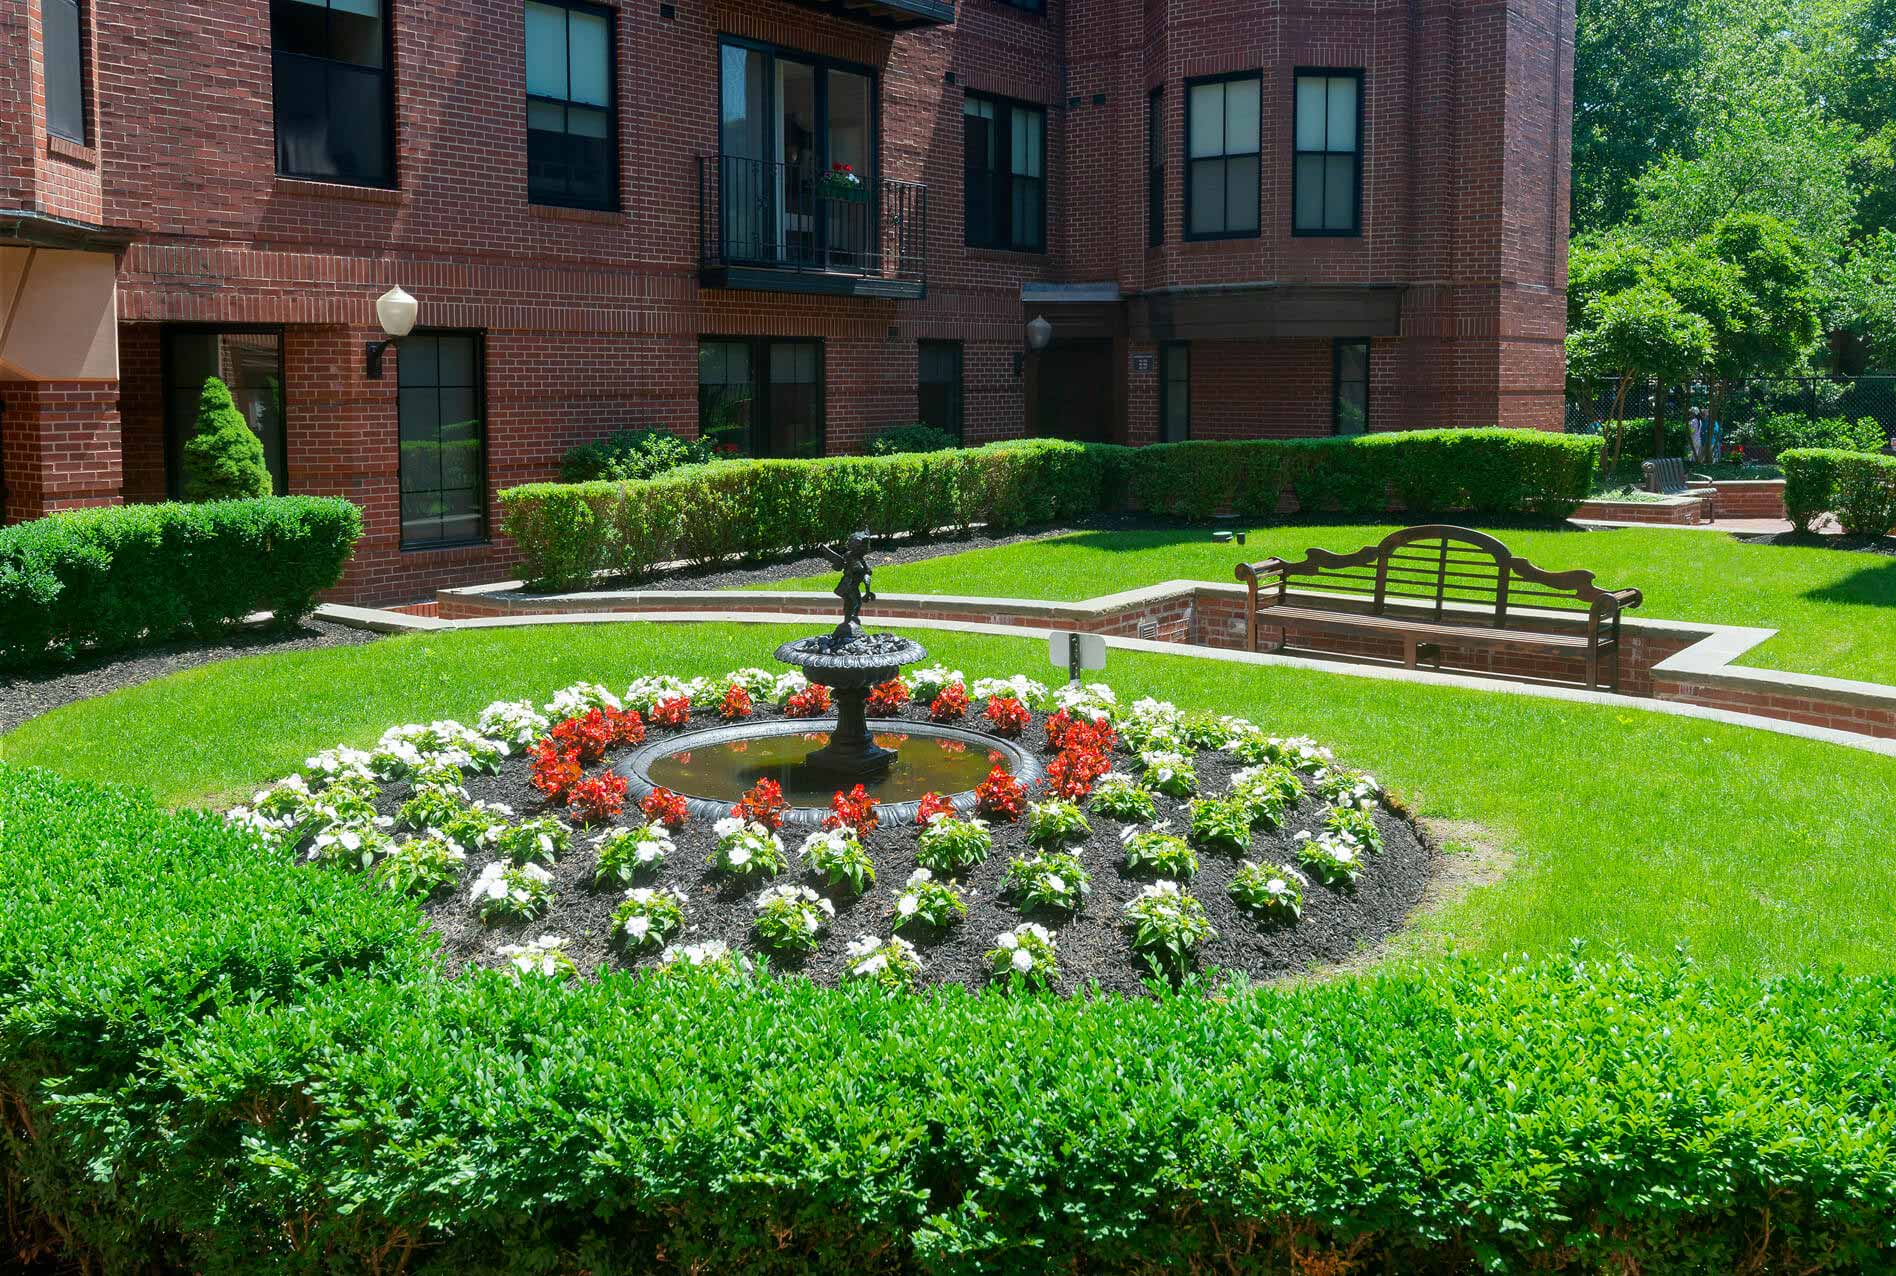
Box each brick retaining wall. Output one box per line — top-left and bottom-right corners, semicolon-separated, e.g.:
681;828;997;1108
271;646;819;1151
1709;480;1788;521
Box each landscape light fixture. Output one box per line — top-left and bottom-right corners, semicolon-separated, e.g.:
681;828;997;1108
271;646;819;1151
1016;314;1054;375
365;285;419;379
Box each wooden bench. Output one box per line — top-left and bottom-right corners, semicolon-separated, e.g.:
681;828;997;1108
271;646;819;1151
1234;525;1643;691
1642;457;1717;520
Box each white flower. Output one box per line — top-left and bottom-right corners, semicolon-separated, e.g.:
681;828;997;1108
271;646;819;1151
714;816;745;839
728;845;751;868
626;915;651;941
1011;949;1034;972
897;895;919;917
995;931;1019;950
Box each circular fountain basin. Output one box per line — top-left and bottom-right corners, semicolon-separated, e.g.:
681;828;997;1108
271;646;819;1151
616;719;1044;827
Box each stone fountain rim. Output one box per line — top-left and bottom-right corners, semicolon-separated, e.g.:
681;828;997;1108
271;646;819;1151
612;717;1045;830
773;633;930;674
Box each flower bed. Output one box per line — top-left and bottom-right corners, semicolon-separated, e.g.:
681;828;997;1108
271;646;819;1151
229;670;1433;994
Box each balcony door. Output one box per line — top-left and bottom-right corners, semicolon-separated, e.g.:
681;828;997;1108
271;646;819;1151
719;42;875;274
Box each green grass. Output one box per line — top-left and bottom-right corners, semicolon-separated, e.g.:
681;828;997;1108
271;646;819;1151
758;524;1896;685
5;621;1893;974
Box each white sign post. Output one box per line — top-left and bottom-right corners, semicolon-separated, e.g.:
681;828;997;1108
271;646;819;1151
1048;630;1106;686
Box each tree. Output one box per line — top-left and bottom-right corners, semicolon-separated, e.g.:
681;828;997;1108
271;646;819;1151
1572;0;1703;233
182;377;272;502
1567;282;1715;469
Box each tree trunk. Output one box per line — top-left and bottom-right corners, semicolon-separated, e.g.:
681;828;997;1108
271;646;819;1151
1653;381;1667;461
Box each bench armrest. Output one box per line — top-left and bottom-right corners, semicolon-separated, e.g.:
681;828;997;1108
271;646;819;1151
1602;586;1642;613
1234;558;1289;588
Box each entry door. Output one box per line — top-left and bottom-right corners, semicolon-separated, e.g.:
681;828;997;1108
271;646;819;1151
1033;340;1113;443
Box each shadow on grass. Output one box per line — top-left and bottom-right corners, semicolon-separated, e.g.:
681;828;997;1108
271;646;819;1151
1803;555;1896;609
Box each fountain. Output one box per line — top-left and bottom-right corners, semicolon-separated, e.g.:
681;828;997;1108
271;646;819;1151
616;532;1039;825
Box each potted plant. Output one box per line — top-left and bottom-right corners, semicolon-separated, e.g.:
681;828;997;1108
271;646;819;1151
818;162;867;202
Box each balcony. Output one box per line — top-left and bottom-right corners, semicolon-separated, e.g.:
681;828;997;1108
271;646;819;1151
698;155;928;301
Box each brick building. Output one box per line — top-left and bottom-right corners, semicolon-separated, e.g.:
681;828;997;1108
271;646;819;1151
1;0;1574;602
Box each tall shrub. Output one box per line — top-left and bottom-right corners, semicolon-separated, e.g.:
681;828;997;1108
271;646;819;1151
181;377;272;501
1780;447;1896;534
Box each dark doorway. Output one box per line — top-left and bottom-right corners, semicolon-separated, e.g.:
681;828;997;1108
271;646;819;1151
1032;340;1113;442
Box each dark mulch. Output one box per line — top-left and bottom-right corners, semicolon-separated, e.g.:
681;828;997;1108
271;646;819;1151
1731;530;1896;557
0;619;380;735
416;703;1435;996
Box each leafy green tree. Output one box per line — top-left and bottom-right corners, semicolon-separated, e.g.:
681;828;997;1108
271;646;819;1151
182;377;272;502
1572;0;1703;233
1567;282;1715;468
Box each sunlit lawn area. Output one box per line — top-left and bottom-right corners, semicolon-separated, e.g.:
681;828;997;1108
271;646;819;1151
5;620;1893;974
757;524;1896;685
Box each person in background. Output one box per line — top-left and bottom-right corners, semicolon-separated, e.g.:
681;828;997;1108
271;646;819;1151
1687;406;1705;461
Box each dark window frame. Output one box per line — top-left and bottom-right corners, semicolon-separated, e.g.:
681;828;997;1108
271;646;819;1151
525;0;620;211
398;330;490;551
697;336;827;459
1332;337;1370;435
1292;67;1364;238
992;0;1045;14
45;0;87;144
159;324;289;500
1159;342;1190;442
1146;86;1163;248
962;90;1046;254
1182;70;1262;243
917;340;964;442
270;0;397;188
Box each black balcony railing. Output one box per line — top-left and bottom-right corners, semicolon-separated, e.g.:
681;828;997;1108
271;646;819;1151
698;155;927;299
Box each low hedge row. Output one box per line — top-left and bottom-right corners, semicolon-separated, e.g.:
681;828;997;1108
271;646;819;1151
5;762;1893;1275
1782;448;1896;536
0;497;361;669
500;431;1602;590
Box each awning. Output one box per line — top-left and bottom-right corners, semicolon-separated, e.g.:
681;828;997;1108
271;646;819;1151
0;246;119;382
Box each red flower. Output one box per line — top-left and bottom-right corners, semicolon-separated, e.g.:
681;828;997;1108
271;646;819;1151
640;786;689;829
720;683;754;721
650;695;692;728
984;696;1031;738
929;683;970;722
567;771;628;824
1064;717;1116;756
604;705;647;746
785;684;833;718
974;766;1025;821
823;784;880;837
733;777;787;831
915;791;956;825
1044;744;1111;802
549;709;613;765
866;679;910;716
528;741;583;803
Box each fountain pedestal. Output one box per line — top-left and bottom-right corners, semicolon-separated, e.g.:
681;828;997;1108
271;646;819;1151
773;632;927;783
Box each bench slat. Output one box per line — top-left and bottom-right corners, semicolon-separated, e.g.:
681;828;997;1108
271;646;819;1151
1258;605;1597;650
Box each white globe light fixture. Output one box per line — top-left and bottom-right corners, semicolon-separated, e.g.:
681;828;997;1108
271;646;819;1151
366;286;419;379
1026;314;1054;351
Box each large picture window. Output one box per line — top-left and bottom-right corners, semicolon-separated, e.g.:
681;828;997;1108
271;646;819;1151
162;328;287;498
399;333;487;548
1333;338;1369;435
526;0;616;209
698;338;823;458
1294;71;1362;235
46;0;86;144
1185;74;1259;239
917;341;964;441
271;0;393;186
1159;343;1190;442
1146;87;1164;247
963;93;1045;252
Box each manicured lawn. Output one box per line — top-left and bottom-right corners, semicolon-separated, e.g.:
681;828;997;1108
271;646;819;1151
758;524;1896;685
5;621;1893;974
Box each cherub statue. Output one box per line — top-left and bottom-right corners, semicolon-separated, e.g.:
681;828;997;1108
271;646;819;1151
818;532;875;645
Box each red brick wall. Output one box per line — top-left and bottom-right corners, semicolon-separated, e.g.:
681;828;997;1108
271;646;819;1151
0;381;122;522
1;0;106;225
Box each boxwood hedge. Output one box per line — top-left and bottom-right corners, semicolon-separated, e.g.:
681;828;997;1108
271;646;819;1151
4;762;1892;1274
1783;447;1896;535
0;496;362;669
498;432;1601;590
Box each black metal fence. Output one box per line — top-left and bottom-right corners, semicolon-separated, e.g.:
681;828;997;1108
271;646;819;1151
1567;376;1896;442
697;154;927;287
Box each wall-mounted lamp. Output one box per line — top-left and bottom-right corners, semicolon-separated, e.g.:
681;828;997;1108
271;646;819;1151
1015;315;1054;376
365;285;419;379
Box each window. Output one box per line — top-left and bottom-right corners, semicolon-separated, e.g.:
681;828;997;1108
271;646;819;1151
1185;74;1259;239
963;93;1044;252
1333;338;1369;435
917;342;963;441
399;333;487;548
718;41;877;272
271;0;392;186
1159;343;1190;442
995;0;1043;11
45;0;85;144
162;329;287;498
525;1;616;209
698;339;823;458
1294;71;1361;234
1146;87;1163;247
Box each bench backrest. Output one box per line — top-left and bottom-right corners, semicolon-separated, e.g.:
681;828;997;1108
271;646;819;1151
1254;525;1630;629
1642;458;1691;494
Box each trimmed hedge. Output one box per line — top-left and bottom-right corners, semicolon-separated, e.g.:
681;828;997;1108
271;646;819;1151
1782;448;1896;535
500;431;1602;590
5;762;1894;1275
0;496;361;669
